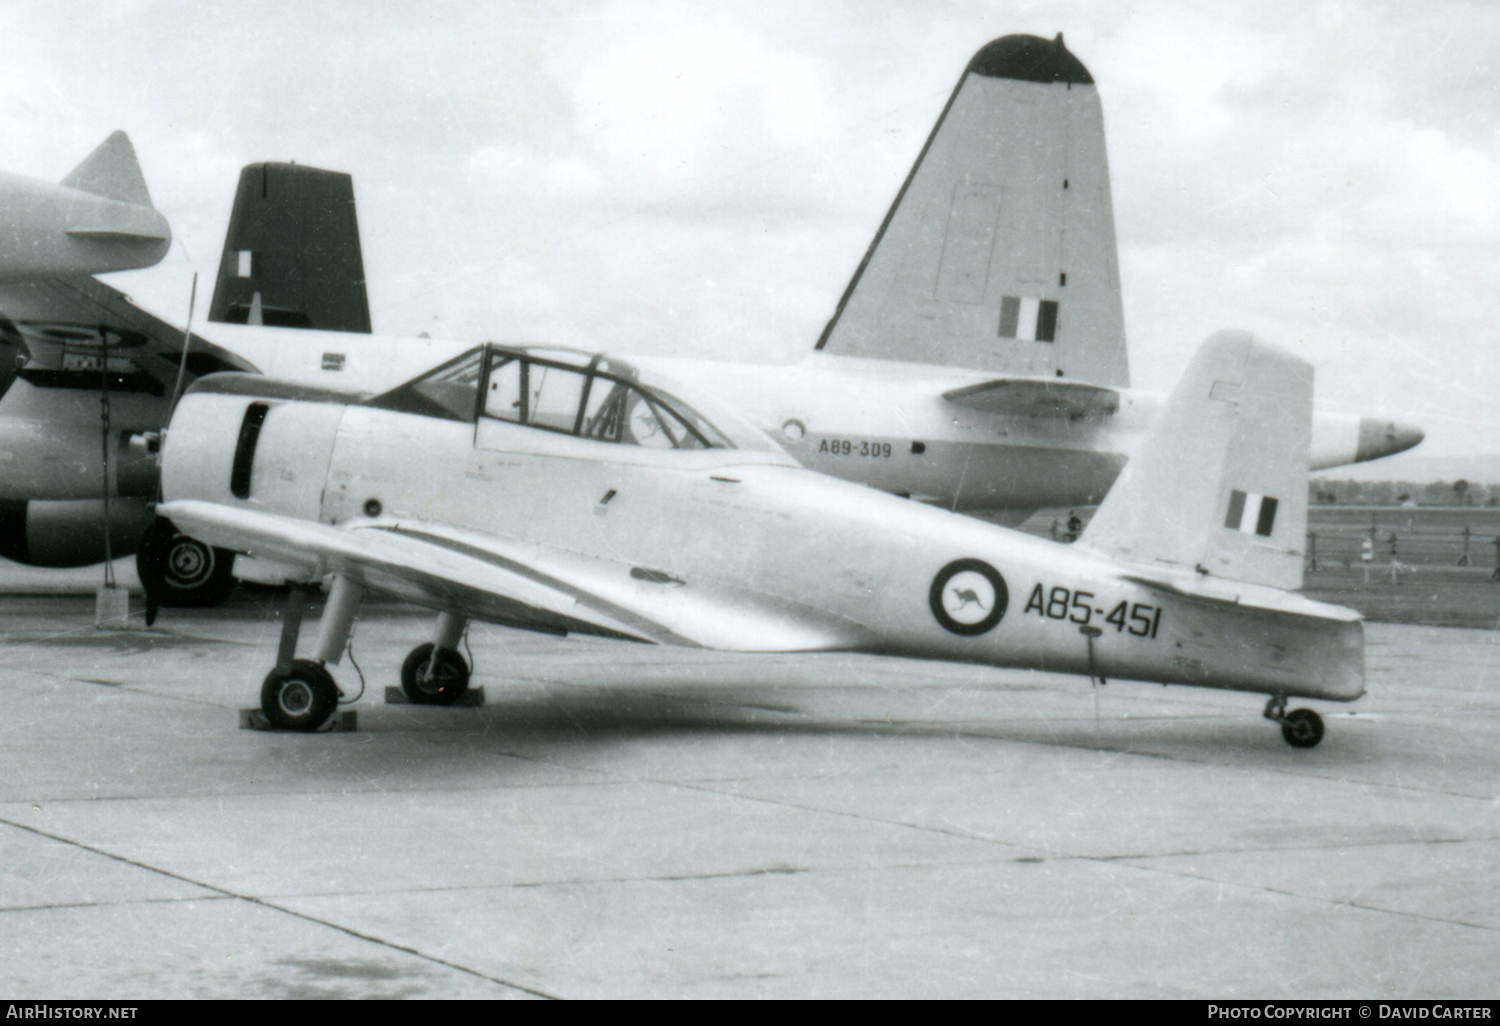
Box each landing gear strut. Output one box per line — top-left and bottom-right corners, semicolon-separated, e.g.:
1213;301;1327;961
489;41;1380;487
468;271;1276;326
400;612;470;705
258;575;364;732
1263;695;1324;748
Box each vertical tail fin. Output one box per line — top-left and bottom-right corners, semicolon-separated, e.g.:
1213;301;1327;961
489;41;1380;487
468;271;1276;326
61;131;155;208
208;163;371;333
816;34;1128;387
1079;330;1312;591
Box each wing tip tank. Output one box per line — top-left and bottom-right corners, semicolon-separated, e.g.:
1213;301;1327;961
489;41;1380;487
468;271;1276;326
967;33;1094;85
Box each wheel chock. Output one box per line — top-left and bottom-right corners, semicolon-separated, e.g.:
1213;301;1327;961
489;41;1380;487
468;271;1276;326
383;685;486;706
239;708;358;732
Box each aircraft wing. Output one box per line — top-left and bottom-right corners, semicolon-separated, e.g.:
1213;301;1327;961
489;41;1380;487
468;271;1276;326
941;377;1119;419
0;275;256;393
158;499;876;653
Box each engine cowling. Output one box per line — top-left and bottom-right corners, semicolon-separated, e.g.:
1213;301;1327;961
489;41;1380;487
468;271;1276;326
0;496;155;567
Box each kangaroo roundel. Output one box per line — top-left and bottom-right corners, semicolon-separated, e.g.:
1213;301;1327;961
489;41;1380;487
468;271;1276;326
930;559;1008;636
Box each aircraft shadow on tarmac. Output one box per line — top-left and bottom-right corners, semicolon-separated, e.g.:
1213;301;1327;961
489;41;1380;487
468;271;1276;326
373;678;1367;764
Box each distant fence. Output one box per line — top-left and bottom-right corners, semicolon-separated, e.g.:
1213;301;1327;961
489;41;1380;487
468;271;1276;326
1306;518;1500;579
1022;506;1500;581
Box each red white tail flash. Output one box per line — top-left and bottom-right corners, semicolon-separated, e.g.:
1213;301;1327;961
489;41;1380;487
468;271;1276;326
1225;489;1278;537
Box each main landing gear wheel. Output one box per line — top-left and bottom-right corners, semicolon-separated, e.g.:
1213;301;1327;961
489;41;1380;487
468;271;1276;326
261;659;341;731
1263;696;1325;748
401;643;470;705
136;517;237;609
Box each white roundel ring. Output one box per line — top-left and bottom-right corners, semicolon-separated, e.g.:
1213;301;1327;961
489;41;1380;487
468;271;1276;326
929;559;1008;636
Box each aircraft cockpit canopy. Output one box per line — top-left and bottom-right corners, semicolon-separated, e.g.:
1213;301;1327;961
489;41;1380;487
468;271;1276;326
369;345;737;450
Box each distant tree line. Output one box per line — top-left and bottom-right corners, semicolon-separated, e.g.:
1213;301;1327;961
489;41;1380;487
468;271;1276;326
1310;478;1500;506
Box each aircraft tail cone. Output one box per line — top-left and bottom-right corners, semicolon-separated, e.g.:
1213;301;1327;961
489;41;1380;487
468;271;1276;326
1355;419;1425;463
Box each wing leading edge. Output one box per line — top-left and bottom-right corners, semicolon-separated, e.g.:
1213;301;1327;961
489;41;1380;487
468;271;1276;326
158;499;877;654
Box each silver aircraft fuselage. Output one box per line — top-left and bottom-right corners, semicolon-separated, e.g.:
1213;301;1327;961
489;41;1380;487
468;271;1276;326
162;358;1365;704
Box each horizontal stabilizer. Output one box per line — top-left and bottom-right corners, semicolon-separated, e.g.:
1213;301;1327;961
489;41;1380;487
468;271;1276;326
943;377;1118;418
60;131;154;208
1079;330;1312;591
1120;572;1359;622
64;204;170;242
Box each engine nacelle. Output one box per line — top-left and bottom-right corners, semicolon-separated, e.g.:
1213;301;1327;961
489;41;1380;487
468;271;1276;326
0;496;155;567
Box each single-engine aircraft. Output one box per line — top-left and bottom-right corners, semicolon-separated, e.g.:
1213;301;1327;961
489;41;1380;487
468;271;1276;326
157;327;1364;747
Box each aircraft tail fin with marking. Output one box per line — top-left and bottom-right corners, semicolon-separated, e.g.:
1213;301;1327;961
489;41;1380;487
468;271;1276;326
1079;330;1312;591
208;163;371;333
816;33;1128;387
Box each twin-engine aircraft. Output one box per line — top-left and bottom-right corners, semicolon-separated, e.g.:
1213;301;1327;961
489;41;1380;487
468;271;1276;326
159;328;1363;747
0;35;1420;607
0;148;365;604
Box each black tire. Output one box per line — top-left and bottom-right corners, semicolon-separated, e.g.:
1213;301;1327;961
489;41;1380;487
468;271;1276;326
401;643;470;705
1281;708;1324;748
261;659;340;732
136;517;237;608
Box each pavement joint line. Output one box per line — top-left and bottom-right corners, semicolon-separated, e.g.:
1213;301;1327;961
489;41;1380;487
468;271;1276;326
848;724;1500;803
247;855;1021;902
0;813;562;1000
2;666;247;713
630;715;1500;803
0;628;257;655
1082;833;1498;862
620;773;1500;891
1107;857;1500;936
659;774;1500;939
0;776;635;807
0;894;235;915
422;725;1500;839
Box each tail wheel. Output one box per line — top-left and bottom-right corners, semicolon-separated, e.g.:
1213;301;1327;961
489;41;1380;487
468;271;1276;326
261;659;341;731
1281;708;1325;748
401;643;470;705
136;516;237;608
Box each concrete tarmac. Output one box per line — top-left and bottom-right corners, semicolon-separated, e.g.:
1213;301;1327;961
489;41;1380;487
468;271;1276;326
0;593;1496;999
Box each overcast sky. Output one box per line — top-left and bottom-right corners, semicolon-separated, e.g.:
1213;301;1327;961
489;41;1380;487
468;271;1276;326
3;0;1496;461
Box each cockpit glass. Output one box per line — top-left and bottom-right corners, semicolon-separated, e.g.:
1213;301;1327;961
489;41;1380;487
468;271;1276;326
372;344;738;450
368;347;484;422
655;394;732;449
479;348;729;449
579;382;700;448
484;356;524;422
527;363;589;433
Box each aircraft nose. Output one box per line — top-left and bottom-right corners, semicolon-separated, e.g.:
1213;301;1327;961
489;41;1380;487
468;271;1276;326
1355;418;1425;463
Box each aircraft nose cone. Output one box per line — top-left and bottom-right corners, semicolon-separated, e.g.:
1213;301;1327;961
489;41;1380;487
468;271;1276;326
1355;418;1426;463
